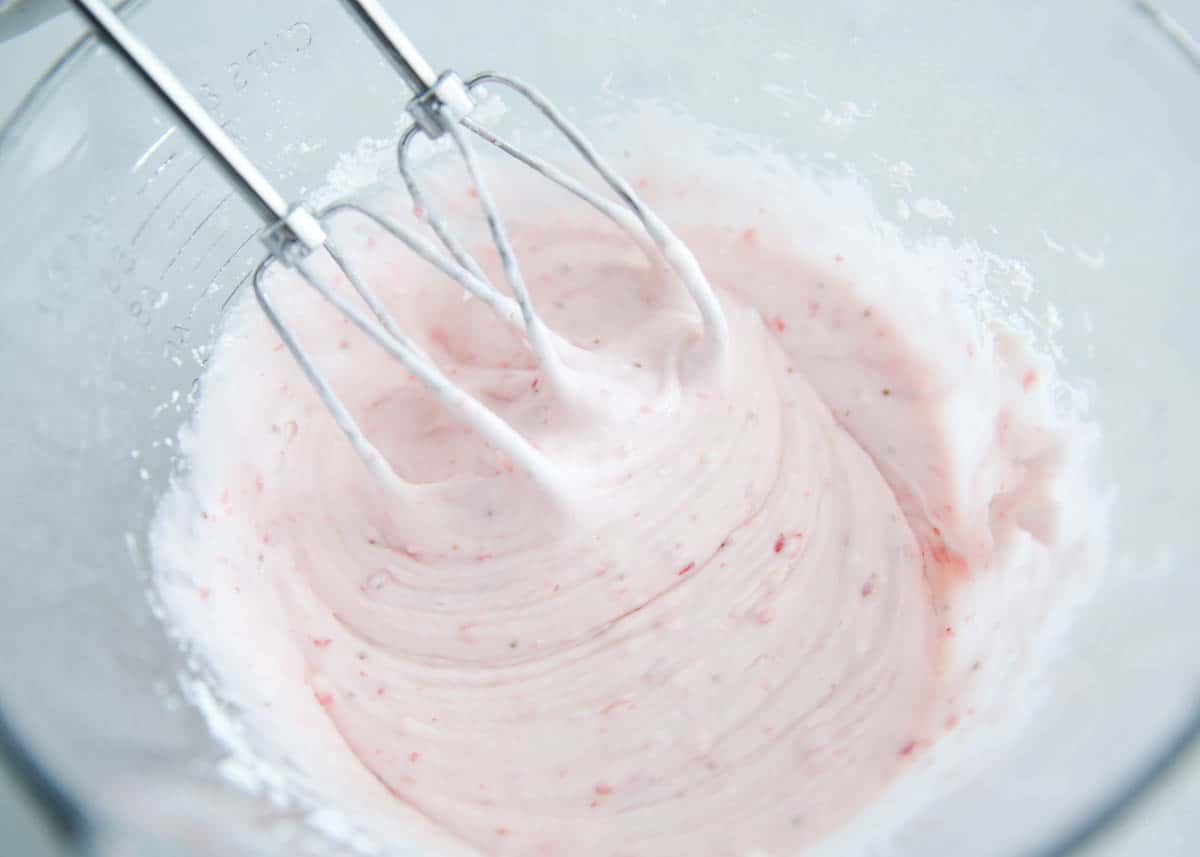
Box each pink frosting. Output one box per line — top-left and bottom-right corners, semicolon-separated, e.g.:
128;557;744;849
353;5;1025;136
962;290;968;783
152;152;1093;856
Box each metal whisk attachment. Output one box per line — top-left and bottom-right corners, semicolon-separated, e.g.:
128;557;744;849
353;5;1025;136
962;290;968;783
69;0;729;496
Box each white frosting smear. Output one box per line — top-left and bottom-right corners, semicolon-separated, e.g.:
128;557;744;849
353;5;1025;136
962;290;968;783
152;108;1101;857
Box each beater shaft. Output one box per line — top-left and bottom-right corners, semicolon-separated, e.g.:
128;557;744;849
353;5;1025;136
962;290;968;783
67;0;325;260
339;0;477;139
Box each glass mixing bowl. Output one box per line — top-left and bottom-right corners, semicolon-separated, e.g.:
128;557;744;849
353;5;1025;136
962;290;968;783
1;1;1198;855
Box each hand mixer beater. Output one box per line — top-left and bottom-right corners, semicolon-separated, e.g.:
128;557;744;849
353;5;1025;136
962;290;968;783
69;0;730;496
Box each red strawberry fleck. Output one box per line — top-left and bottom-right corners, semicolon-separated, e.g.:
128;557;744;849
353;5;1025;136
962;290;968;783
601;698;634;716
677;562;695;577
312;638;332;648
899;740;917;756
315;691;335;708
930;542;969;573
595;783;613;796
774;534;786;554
410;752;420;763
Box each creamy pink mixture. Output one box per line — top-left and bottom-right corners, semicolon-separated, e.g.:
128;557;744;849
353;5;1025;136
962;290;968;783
152;132;1096;857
